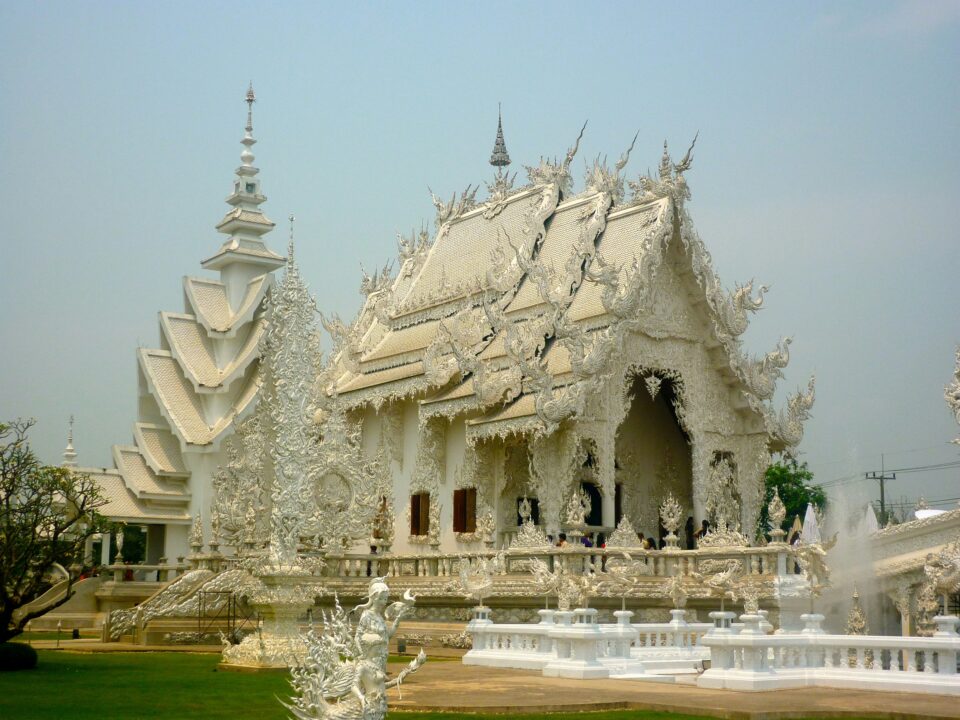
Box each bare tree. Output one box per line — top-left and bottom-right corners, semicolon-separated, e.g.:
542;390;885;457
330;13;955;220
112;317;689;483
1;419;110;642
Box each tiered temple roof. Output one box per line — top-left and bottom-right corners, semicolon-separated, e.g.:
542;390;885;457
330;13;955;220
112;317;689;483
83;87;282;529
330;127;813;449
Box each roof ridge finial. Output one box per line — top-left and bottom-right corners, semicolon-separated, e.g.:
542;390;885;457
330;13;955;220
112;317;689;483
239;84;257;171
63;414;77;468
245;82;255;134
288;213;295;259
489;103;511;174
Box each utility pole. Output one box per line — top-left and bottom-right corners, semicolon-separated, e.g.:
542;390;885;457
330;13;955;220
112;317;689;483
865;453;896;523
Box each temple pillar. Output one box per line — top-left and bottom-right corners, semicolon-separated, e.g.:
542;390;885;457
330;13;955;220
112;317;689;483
531;430;579;536
690;437;710;527
83;535;95;566
594;426;615;529
100;532;111;566
601;490;615;529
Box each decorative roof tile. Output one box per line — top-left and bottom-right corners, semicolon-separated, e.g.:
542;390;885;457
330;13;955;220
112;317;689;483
138;349;258;446
338;362;425;393
113;445;189;498
395;189;538;313
134;423;188;476
161;312;264;390
82;469;191;523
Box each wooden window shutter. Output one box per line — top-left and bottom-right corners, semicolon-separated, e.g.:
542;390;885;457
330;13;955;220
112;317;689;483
410;494;421;536
466;487;477;533
453;489;466;533
419;493;431;535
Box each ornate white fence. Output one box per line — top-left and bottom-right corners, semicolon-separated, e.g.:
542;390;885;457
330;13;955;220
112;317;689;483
464;607;711;680
324;544;794;580
699;614;960;695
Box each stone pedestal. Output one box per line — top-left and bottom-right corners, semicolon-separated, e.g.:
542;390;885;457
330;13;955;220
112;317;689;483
933;615;960;637
543;608;609;679
773;574;811;633
537;609;555;625
757;609;774;634
739;613;765;635
707;611;737;636
220;570;318;669
800;612;826;635
610;610;637;657
669;608;690;647
471;605;492;624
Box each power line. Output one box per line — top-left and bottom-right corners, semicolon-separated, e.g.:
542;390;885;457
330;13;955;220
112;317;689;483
866;454;896;522
814;459;960;489
803;442;959;470
883;460;960;474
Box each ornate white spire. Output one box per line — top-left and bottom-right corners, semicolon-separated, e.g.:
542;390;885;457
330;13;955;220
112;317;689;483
63;415;77;468
240;82;256;170
489;104;511;172
202;84;283;273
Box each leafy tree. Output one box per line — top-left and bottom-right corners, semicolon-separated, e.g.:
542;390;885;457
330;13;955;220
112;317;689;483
1;419;110;642
757;458;827;539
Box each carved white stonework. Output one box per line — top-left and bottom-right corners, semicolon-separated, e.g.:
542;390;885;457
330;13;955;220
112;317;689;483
565;486;591;526
285;580;425;720
698;524;749;549
845;585;869;635
644;374;663;400
606;515;642;548
923;539;960;611
512;497;551;549
667;575;689;609
704;457;741;533
189;511;204;552
528;555;598;611
767;487;787;543
448;551;505;606
659;493;683;536
946;346;960;443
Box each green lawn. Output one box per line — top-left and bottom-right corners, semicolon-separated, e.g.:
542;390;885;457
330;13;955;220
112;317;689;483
0;650;874;720
0;650;291;720
14;630;100;642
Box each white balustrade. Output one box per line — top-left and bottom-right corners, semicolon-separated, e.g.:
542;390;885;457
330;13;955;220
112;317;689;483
326;545;797;582
700;615;960;694
465;609;708;679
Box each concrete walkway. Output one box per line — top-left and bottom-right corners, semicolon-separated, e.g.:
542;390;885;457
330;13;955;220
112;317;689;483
387;662;960;719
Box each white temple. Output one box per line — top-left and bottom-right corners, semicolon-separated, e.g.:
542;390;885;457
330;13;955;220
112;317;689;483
76;86;283;563
318;121;814;556
51;94;960;668
82;92;819;600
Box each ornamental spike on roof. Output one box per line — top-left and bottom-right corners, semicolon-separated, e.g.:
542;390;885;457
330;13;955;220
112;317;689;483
63;414;77;468
203;85;283;272
245;82;255;133
489;104;511;169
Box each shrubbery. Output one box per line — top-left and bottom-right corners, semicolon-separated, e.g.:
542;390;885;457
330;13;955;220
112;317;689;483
0;641;38;671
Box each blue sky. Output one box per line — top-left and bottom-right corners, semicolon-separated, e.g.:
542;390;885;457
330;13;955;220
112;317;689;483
2;1;958;515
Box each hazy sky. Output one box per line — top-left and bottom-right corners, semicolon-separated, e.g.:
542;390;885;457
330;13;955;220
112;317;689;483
2;1;958;517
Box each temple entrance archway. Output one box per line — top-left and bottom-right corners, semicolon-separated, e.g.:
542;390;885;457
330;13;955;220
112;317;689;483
614;372;693;542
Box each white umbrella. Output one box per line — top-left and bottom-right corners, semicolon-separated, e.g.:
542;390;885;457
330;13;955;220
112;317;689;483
863;504;879;534
800;502;821;544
